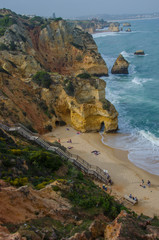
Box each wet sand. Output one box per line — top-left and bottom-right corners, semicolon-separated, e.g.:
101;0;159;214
43;126;159;217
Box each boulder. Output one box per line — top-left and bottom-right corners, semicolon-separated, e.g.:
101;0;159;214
126;28;131;32
108;23;120;32
134;50;145;55
111;54;129;74
123;22;131;27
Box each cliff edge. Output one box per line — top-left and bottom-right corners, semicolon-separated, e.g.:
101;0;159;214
0;9;117;133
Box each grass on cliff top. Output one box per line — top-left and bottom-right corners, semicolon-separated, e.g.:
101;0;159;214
0;15;17;36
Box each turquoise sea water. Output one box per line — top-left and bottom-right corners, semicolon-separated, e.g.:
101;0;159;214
93;19;159;175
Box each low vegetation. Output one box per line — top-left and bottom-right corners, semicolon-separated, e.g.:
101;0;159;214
1;128;159;238
32;71;52;88
102;99;111;111
0;43;8;50
77;72;91;79
0;128;126;219
0;15;16;36
64;79;75;96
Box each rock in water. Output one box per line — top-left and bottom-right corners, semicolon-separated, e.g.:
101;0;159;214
111;54;129;74
134;50;145;55
126;28;131;32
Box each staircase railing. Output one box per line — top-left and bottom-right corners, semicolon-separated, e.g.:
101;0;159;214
0;122;112;185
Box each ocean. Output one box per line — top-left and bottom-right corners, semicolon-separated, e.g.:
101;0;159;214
93;18;159;175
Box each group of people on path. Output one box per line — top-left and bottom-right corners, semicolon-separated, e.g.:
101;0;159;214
129;194;138;202
140;179;151;188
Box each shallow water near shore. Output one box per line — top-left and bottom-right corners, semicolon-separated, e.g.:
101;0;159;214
93;19;159;175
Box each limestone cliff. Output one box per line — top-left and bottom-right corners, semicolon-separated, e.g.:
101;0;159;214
0;9;118;133
105;211;159;240
0;10;108;77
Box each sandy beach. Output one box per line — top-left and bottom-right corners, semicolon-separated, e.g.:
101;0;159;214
43;126;159;218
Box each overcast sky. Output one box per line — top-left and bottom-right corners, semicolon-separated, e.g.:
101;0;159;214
1;0;159;18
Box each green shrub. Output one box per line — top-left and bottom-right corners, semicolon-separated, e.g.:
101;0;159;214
52;185;60;191
102;100;111;111
29;16;44;24
9;41;16;51
77;172;84;180
9;177;28;187
10;149;22;155
54;17;63;22
32;71;52;88
0;27;5;36
64;80;74;96
77;73;91;79
0;43;8;50
45;125;52;132
29;150;62;171
35;181;48;190
76;54;83;62
0;16;16;27
2;158;16;167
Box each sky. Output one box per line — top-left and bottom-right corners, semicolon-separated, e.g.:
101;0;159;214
0;0;159;18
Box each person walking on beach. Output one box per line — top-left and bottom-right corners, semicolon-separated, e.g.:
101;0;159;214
147;180;151;187
142;179;144;185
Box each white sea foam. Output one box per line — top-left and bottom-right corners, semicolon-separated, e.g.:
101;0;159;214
101;130;159;175
92;32;119;38
132;77;152;86
120;51;134;58
140;130;159;147
129;64;136;75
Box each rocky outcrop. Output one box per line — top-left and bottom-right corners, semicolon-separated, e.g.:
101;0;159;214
0;11;108;77
68;219;107;240
111;54;129;74
0;226;23;240
51;77;118;133
126;28;131;32
68;19;114;34
123;22;131;27
0;183;71;224
104;211;159;240
134;50;145;55
108;23;120;32
0;10;118;133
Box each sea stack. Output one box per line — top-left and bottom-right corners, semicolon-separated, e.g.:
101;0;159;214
134;50;145;55
111;54;129;74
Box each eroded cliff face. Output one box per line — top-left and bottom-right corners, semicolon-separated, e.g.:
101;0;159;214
0;10;117;133
43;77;118;132
0;11;108;77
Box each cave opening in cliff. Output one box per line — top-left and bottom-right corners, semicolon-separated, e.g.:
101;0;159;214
55;120;66;126
100;122;105;132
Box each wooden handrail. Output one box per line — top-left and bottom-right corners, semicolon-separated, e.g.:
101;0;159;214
0;122;112;185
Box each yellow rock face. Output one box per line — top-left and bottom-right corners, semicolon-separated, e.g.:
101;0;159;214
52;78;118;133
0;13;117;133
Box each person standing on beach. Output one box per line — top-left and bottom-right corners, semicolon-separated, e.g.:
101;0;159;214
147;180;151;187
